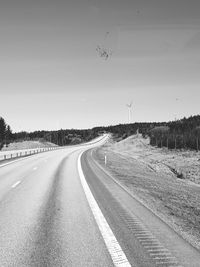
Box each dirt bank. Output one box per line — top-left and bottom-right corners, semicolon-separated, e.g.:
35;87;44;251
95;134;200;250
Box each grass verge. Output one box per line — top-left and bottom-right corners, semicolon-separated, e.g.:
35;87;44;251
94;143;200;251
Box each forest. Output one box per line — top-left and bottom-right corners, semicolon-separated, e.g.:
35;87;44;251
0;115;200;151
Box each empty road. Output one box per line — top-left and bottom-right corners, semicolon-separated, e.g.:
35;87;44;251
0;135;199;266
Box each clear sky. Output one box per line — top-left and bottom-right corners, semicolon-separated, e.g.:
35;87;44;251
0;0;200;132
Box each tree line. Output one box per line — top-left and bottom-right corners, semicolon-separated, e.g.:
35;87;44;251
11;128;99;146
148;116;200;151
97;115;200;151
1;114;200;151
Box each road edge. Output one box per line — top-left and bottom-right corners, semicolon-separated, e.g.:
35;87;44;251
78;150;132;267
90;147;200;253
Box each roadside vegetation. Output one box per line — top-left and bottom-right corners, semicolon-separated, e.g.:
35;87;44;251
95;134;200;250
0;117;12;150
149;117;200;151
95;114;200;151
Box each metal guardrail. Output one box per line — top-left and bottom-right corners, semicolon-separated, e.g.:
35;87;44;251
0;146;61;161
0;134;109;162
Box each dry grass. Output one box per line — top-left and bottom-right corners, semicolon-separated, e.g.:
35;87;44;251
2;140;57;151
95;135;200;250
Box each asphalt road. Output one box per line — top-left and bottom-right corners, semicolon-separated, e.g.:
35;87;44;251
0;135;199;267
82;148;200;267
0;147;57;161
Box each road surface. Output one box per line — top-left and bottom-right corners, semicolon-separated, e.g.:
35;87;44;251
0;135;199;266
0;146;59;161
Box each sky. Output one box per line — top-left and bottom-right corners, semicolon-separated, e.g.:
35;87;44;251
0;0;200;132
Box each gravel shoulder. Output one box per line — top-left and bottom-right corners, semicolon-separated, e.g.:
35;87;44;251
95;135;200;251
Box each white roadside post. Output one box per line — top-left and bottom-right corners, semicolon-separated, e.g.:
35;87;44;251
104;152;107;166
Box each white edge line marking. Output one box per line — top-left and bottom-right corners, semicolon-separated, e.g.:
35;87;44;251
12;180;21;188
0;156;33;168
78;151;132;267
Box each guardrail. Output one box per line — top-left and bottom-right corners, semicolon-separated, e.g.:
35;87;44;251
0;134;109;162
0;146;61;161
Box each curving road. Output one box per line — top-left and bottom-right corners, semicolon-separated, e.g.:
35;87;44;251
0;135;199;267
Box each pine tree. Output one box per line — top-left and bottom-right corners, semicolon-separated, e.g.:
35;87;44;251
0;117;6;141
5;125;12;145
0;117;6;149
